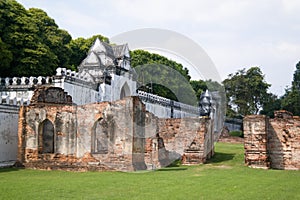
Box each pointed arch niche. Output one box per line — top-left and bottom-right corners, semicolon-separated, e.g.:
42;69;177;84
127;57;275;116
38;119;55;154
91;118;108;154
120;82;131;99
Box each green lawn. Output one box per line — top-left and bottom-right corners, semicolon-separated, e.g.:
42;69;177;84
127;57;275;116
1;143;300;200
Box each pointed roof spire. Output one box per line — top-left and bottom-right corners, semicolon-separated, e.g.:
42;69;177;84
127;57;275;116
89;38;103;53
88;38;114;57
80;51;102;67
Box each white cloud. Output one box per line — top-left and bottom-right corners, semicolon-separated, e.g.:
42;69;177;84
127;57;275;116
282;0;300;15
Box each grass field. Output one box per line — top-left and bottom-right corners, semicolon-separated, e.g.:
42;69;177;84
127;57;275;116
1;143;300;200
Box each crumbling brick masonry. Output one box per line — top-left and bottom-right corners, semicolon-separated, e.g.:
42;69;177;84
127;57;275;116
17;87;214;171
244;110;300;170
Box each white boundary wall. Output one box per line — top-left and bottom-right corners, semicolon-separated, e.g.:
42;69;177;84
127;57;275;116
0;105;19;166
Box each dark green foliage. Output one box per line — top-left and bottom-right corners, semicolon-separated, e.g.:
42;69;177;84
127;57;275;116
229;131;243;138
135;63;197;105
281;61;300;116
223;67;271;117
260;94;282;117
28;8;72;69
190;80;207;99
0;37;13;75
0;0;71;77
130;49;191;82
130;49;194;104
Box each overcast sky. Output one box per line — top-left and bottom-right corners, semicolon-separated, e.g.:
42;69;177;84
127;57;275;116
17;0;300;95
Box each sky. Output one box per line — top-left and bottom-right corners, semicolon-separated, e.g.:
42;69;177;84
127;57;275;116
16;0;300;95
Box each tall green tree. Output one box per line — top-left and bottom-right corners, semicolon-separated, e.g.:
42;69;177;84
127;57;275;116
28;8;72;69
130;49;191;82
281;62;300;116
130;50;196;104
223;67;271;117
0;37;13;75
0;0;72;77
260;93;281;117
190;80;207;99
134;63;196;105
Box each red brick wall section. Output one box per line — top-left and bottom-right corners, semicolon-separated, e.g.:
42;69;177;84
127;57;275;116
244;111;300;170
243;115;269;169
158;117;214;165
268;112;300;170
17;87;214;171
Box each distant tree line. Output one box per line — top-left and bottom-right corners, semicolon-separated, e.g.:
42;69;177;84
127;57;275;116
223;63;300;117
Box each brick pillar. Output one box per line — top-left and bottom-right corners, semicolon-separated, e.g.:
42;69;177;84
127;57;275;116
244;115;269;169
17;106;26;165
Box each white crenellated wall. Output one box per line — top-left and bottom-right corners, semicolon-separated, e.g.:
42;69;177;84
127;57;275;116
137;90;199;118
0;76;53;106
54;67;100;105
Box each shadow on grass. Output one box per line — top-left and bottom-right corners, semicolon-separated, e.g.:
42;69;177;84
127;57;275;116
157;167;187;171
156;159;188;171
206;152;235;164
0;167;20;173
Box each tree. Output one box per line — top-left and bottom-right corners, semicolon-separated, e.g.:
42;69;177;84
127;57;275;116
0;37;13;76
0;0;74;77
281;61;300;116
28;8;72;69
130;49;191;81
190;80;207;99
223;67;271;117
134;63;196;105
130;50;196;104
260;93;281;117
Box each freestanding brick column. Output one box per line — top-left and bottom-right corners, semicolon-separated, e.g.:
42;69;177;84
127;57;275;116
244;115;269;169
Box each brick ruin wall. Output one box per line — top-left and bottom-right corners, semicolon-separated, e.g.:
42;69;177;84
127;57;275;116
157;118;214;165
18;95;148;171
244;111;300;170
18;87;214;171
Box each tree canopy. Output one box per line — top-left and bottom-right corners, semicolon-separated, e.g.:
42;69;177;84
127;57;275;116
281;62;300;116
0;0;72;76
130;49;191;82
223;67;271;117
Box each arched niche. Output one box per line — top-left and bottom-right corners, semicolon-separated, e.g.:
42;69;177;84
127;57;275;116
120;82;131;99
91;118;108;154
38;119;55;154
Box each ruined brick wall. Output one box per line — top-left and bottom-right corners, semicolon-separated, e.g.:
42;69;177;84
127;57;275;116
157;117;214;165
244;111;300;170
18;87;148;171
268;111;300;170
244;115;269;169
18;87;215;171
